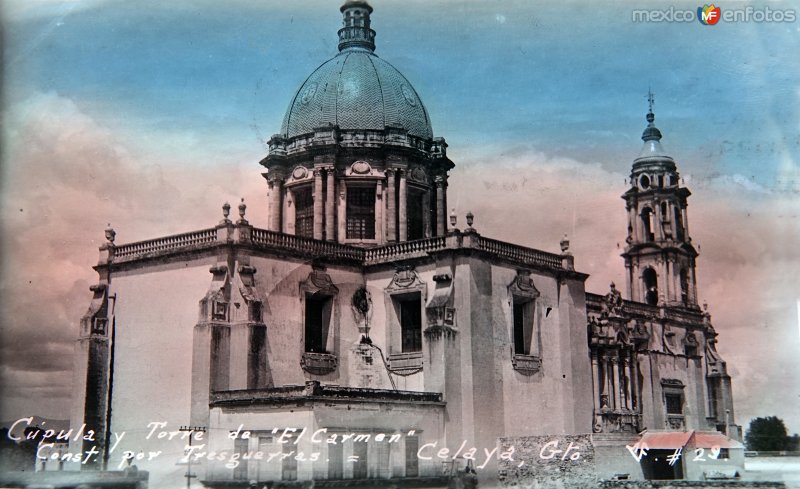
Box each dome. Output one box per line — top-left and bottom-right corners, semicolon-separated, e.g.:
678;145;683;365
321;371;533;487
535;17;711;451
281;51;433;140
280;2;433;140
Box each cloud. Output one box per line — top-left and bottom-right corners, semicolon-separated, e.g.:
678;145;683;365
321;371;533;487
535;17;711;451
1;91;798;434
0;92;266;419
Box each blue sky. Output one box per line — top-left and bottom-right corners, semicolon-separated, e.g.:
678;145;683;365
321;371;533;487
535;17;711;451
1;0;799;434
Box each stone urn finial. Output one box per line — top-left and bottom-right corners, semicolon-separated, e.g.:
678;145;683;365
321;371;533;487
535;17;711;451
560;233;570;254
466;211;474;229
450;208;457;228
104;223;116;244
221;202;231;224
237;198;247;224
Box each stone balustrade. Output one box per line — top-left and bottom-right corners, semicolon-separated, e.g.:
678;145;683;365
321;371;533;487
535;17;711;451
104;224;572;272
363;236;446;264
477;236;564;269
113;228;217;261
250;227;364;262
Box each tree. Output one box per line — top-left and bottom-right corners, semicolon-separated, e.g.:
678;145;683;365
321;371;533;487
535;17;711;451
745;416;789;451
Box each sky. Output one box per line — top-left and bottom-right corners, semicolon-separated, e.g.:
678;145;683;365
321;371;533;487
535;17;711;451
0;0;799;436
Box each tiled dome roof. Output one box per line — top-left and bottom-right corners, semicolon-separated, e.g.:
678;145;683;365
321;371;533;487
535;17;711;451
280;1;432;140
281;50;433;140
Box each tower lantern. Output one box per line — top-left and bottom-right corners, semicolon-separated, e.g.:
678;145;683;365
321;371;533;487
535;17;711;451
621;95;699;308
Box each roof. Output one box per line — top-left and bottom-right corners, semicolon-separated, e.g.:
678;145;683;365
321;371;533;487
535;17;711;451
636;431;743;450
281;51;433;140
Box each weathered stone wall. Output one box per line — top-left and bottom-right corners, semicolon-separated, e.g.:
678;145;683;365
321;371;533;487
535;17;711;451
498;434;598;489
600;482;785;489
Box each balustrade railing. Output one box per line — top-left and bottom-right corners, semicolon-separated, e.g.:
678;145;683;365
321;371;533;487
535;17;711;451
477;236;563;269
364;236;446;264
250;228;365;261
111;226;572;272
113;228;217;260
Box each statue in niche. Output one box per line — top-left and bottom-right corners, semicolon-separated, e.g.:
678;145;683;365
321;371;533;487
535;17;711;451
601;282;624;318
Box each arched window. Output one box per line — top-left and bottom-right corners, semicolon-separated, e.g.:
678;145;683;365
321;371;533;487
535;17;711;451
643;268;658;306
641;207;655;242
679;268;689;304
674;207;685;241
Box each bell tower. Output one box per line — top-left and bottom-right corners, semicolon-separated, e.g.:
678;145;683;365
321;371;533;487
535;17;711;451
622;93;699;308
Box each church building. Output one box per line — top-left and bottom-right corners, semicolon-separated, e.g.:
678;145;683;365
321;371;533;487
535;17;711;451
68;2;740;487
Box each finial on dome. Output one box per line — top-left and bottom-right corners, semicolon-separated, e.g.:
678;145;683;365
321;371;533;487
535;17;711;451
641;89;662;142
338;1;376;52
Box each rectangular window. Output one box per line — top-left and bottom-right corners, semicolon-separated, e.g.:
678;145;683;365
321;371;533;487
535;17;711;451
405;436;419;477
665;393;683;415
376;441;391;479
294;186;314;238
513;299;533;355
352;440;368;479
328;440;343;480
282;440;297;481
233;438;248;480
346;186;376;240
258;437;278;481
400;296;422;352
305;295;330;353
91;318;108;335
407;188;425;240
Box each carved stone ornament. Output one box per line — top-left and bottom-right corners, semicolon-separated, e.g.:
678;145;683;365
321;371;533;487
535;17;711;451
351;160;371;175
511;353;542;375
386;266;426;296
301;266;339;297
508;270;540;299
300;352;338;375
408;166;427;183
292;166;309;180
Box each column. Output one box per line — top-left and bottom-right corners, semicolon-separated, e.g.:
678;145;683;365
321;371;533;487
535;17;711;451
659;258;668;303
268;177;283;232
682;206;690;239
591;352;601;412
398;169;408;241
435;176;445;236
611;354;620;410
338;182;347;242
669;202;677;237
628;205;637;242
639;266;646;304
630;353;640;412
637;207;645;242
670;259;679;303
375;180;384;244
664;259;672;303
620;354;630;409
690;265;698;304
655;201;664;240
284;189;295;235
325;167;335;241
423;189;432;238
313;168;323;240
387;169;396;242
